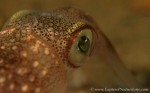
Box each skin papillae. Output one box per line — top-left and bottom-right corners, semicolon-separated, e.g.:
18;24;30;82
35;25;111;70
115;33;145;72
0;7;141;93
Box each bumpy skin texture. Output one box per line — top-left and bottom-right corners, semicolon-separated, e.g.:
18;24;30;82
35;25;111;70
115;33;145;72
0;7;141;93
0;7;98;93
0;29;66;93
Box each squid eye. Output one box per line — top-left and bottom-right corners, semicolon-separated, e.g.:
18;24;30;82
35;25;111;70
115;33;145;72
78;36;90;53
68;29;93;67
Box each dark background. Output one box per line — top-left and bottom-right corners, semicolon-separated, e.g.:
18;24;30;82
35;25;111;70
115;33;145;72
0;0;150;93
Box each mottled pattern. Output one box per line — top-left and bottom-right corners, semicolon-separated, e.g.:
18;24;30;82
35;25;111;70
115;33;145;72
0;7;98;93
0;27;67;93
3;7;98;68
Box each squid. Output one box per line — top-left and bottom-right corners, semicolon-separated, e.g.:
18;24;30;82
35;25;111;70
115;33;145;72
0;7;142;93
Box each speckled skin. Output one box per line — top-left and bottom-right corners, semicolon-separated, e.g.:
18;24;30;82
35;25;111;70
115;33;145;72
2;7;97;68
0;7;142;93
0;7;98;93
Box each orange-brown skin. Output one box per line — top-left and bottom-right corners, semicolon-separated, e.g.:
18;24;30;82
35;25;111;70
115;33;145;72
0;7;141;93
0;28;66;93
0;7;96;93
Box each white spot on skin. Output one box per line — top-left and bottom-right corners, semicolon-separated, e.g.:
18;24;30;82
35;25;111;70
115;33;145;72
33;61;39;68
22;30;26;34
9;28;16;33
0;28;16;35
41;43;46;47
29;75;35;82
30;40;41;53
32;17;38;27
55;32;59;36
42;68;48;76
0;77;5;83
30;46;38;53
44;47;49;55
12;46;17;50
35;87;41;93
26;35;34;41
9;83;15;90
21;84;28;92
17;68;28;75
55;60;58;65
0;59;4;64
36;40;41;44
10;39;15;43
51;54;55;58
1;46;5;50
21;51;27;57
48;27;53;31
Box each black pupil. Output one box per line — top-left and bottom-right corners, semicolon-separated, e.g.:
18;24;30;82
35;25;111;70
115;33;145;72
78;36;90;53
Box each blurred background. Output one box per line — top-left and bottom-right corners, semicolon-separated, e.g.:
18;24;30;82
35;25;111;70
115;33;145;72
0;0;150;93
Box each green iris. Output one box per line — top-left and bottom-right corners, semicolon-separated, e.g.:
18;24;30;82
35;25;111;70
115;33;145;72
78;36;90;53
